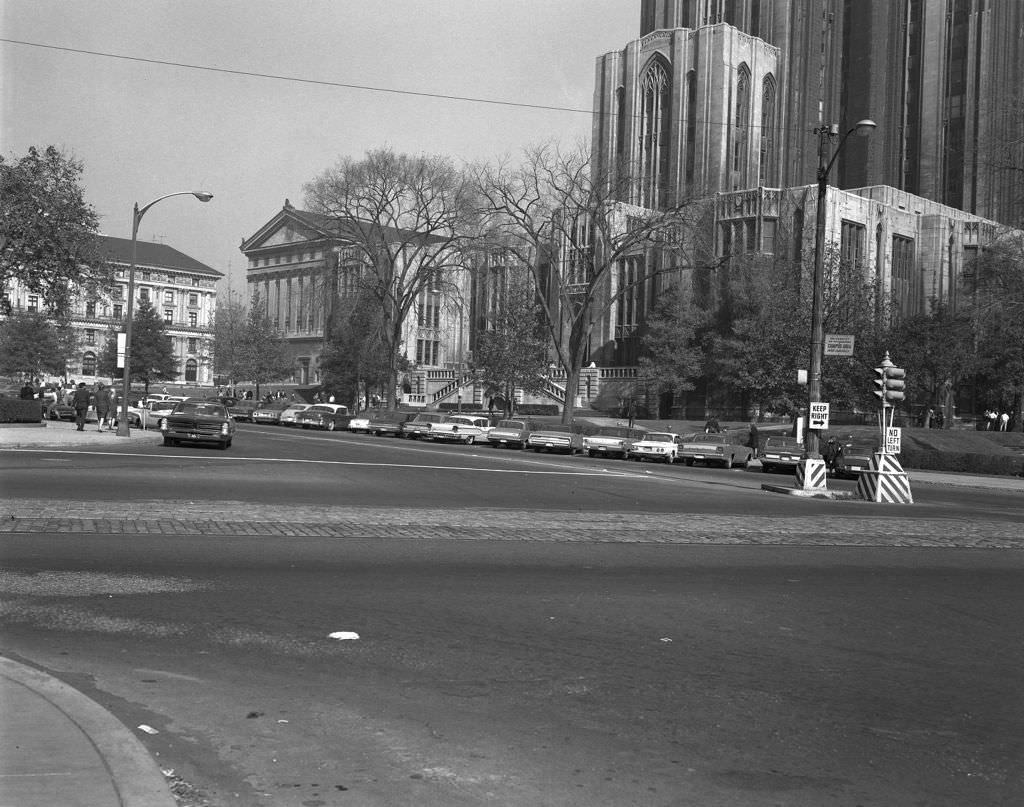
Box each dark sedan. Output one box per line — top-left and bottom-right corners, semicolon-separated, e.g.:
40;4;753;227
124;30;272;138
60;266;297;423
160;399;236;449
368;410;417;437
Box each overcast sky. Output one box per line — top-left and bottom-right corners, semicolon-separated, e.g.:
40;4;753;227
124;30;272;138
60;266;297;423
2;1;638;294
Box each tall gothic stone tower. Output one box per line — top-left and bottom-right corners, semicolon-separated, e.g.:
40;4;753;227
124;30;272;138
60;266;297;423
594;0;1024;225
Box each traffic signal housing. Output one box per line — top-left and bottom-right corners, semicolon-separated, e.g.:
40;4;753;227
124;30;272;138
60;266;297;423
873;365;906;404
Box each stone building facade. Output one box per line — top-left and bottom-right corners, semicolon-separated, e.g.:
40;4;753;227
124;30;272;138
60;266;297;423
1;235;221;388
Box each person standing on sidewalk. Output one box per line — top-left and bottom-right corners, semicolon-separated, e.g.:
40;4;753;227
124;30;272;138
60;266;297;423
72;382;91;431
94;382;112;431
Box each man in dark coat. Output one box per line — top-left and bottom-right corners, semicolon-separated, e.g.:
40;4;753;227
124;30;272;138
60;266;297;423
72;382;92;431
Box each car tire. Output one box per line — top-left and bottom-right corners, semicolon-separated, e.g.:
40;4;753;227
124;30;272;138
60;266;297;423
464;435;474;445
666;454;674;464
723;455;733;469
326;421;336;431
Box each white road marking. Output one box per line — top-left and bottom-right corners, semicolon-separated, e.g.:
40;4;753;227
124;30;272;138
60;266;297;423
2;448;646;477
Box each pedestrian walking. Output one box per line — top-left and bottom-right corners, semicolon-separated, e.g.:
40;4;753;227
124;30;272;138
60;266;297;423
72;382;91;431
747;422;760;457
704;414;720;434
627;398;637;429
94;382;113;431
999;411;1010;432
822;435;842;476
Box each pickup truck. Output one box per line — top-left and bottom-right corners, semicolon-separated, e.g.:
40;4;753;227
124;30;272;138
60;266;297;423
427;414;493;444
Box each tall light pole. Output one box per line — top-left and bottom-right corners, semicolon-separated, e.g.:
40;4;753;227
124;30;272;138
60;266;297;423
804;119;875;462
116;191;213;437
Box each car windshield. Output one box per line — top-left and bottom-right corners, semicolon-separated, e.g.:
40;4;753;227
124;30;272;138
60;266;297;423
765;438;800;449
175;404;225;417
645;433;676;442
306;405;334;413
496;420;526;429
595;427;635;437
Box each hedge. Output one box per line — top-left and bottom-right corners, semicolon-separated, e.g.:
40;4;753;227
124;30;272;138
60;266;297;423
0;399;46;423
898;446;1024;477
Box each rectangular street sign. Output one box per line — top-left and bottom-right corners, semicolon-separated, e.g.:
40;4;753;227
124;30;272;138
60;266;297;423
809;401;830;430
824;334;855;356
885;427;902;453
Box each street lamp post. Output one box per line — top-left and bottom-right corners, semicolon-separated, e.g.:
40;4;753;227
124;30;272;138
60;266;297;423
116;191;213;437
804;119;876;464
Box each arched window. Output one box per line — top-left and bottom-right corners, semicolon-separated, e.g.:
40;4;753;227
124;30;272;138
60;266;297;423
759;74;777;186
82;352;96;377
732;64;751;188
185;359;198;382
639;57;671;209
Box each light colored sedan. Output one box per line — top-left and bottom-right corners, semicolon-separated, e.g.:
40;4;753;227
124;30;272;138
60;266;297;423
583;425;648;459
679;432;753;468
278;403;311;426
627;431;685;463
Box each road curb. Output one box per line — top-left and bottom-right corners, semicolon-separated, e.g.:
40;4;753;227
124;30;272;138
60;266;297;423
0;656;177;807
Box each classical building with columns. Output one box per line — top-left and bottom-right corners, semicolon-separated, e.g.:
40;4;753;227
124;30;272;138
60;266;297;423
240;201;477;406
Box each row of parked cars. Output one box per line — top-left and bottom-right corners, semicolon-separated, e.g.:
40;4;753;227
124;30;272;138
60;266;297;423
224;399;879;476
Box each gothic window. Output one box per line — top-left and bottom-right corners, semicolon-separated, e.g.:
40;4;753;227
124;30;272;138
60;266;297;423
759;75;777;186
841;221;867;269
615;86;626;191
615;257;642;339
185;359;198;382
685;71;697;187
639;58;671;209
732;64;751;188
82;352;96;377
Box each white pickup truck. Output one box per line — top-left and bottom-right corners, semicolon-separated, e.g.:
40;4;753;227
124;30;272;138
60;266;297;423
426;414;493;444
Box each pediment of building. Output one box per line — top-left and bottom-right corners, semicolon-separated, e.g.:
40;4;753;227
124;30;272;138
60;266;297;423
241;208;328;254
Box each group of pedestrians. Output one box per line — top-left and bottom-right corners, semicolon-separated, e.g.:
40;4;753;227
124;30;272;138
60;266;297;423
983;409;1011;431
68;381;117;432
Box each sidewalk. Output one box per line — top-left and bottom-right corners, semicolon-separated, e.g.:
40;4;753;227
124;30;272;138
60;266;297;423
0;655;176;807
0;418;163;449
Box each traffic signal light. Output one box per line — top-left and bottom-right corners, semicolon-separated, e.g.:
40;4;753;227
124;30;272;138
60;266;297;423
873;365;906;404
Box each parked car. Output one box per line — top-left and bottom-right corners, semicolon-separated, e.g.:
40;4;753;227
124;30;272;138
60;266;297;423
583;425;648;459
45;401;77;421
160;398;236;450
627;431;685;463
837;439;878;479
486;418;542;449
45;399;97;423
368;409;417;436
401;411;448;439
227;400;260;422
347;414;373;433
526;424;585;455
758;436;804;473
120;399;178;429
427;414;493;444
251;400;291;425
278;403;312;426
294;403;352;431
679;431;753;468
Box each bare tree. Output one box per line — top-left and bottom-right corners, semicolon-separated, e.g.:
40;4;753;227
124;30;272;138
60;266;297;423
303;148;479;408
473;141;696;422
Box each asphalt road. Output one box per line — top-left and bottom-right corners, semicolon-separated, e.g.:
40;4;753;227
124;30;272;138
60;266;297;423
1;424;1023;806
